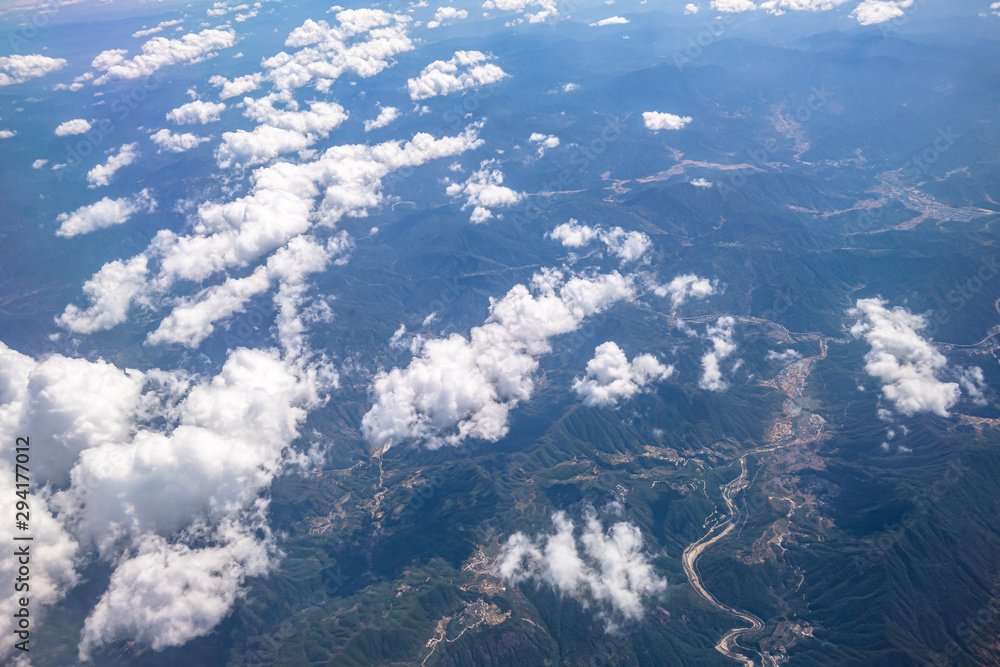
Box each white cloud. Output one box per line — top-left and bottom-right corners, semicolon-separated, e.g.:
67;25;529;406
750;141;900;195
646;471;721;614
150;128;211;153
528;132;559;156
216;95;348;168
547;219;651;265
362;269;634;450
653;274;718;309
642;111;693;131
262;10;414;92
0;54;67;86
850;0;912;24
573;342;672;406
407;50;508;100
56;256;150;334
482;0;559;22
91;29;236;84
766;348;802;363
700;316;737;391
63;126;484;334
364;106;399;131
848;298;983;416
32;159;48;168
494;506;666;626
684;3;700;13
0;344;329;659
209;72;263;99
132;18;184;38
446;160;523;223
86;142;139;187
56;189;157;238
0;130;14;139
427;6;469;27
711;0;757;10
55;118;92;136
759;0;848;12
166;99;226;124
562;83;579;92
690;177;713;188
992;1;1000;17
590;16;629;25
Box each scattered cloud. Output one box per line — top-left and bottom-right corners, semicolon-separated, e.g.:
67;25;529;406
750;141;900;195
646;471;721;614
494;506;666;627
407;50;507;100
209;72;262;99
446;160;523;223
427;6;469;27
700;316;737;391
166;100;226;124
0;54;67;86
590;15;630;25
55;119;92;136
87;143;139;188
132;18;185;38
528;132;559;156
711;0;757;11
766;348;802;363
690;177;713;188
364;105;399;131
482;0;559;23
56;189;157;238
362;269;634;450
0;130;15;139
848;298;985;416
652;274;718;309
562;82;579;92
547;219;651;265
573;342;673;406
150;128;211;153
642;111;693;131
684;3;700;13
850;0;912;24
33;159;48;168
91;29;237;85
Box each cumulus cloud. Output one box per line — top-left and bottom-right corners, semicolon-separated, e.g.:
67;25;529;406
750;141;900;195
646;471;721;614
55;118;92;136
364;106;399;131
150;128;211;153
482;0;559;23
653;274;718;309
0;54;67;86
0;341;329;660
848;298;985;416
427;6;469;27
362;269;634;450
56;189;157;238
147;235;346;348
573;342;672;406
87;143;139;187
494;506;666;627
711;0;757;10
216;95;348;168
690;177;713;188
132;18;184;38
766;348;802;363
62;125;484;335
590;16;629;25
759;0;848;12
700;316;737;391
0;130;15;139
262;10;414;92
209;72;263;99
407;50;507;100
166;99;226;124
446;160;523;223
684;3;700;12
91;28;236;84
547;219;651;265
642;111;693;131
528;132;559;156
33;159;48;168
56;256;150;334
850;0;912;24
